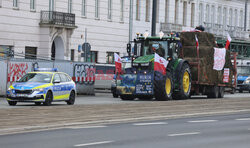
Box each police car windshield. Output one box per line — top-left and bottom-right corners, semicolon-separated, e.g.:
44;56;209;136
18;73;53;83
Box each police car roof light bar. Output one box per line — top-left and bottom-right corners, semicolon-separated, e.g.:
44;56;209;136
34;68;58;72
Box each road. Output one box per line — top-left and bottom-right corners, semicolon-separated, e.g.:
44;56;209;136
0;112;249;148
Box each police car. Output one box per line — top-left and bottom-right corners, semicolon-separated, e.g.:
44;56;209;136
6;68;76;106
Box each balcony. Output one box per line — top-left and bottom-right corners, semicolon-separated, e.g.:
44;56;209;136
160;23;183;33
40;11;77;29
204;22;247;40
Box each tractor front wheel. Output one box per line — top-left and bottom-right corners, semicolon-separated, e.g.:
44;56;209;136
154;71;173;101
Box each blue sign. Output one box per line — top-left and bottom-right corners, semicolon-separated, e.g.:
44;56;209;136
78;45;82;52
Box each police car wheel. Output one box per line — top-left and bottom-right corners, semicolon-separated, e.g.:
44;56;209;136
67;91;75;105
8;101;17;106
35;102;41;106
44;91;52;106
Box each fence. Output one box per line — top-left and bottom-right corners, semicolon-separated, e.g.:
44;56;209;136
0;58;95;96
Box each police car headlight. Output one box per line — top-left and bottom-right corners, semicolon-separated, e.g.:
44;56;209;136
244;80;250;84
133;63;139;66
33;88;44;92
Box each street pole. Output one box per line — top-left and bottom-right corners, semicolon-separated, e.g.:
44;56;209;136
129;0;133;42
151;0;157;36
85;28;87;62
244;0;248;31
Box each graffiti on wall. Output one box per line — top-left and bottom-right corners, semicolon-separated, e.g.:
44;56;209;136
8;63;29;82
73;64;95;85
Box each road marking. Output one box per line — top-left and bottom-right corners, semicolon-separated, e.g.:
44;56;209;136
236;118;250;121
188;120;217;123
168;132;200;137
74;141;113;147
133;122;167;126
68;125;107;129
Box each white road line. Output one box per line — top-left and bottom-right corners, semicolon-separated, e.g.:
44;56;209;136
133;122;167;126
74;141;113;147
168;132;200;137
68;125;107;129
188;120;217;123
236;118;250;121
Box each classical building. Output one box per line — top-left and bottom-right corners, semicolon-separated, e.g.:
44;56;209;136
0;0;249;63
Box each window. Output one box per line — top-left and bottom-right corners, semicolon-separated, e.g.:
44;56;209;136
49;0;54;11
205;4;210;23
229;8;233;26
71;49;74;61
108;0;112;20
217;7;222;24
0;46;13;58
88;51;98;63
211;5;215;24
0;0;2;7
68;0;72;13
240;10;244;27
82;0;86;17
174;0;179;24
183;1;187;26
95;0;100;19
136;0;140;20
59;73;69;82
223;7;227;27
30;0;35;10
199;3;203;25
145;0;150;22
53;74;61;83
25;47;37;59
13;0;18;8
165;0;169;23
106;52;119;64
191;3;195;27
235;9;238;27
120;0;124;22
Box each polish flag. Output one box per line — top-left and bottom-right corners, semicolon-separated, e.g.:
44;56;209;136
225;33;232;50
154;53;168;75
195;35;199;50
114;53;122;74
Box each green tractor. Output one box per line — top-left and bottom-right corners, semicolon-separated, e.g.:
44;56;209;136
116;34;191;100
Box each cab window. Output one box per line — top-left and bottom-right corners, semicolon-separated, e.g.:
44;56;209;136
59;73;69;82
53;74;61;83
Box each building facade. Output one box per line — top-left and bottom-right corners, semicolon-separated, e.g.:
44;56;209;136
0;0;249;63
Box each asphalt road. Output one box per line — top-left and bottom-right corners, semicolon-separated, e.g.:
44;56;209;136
0;92;249;108
0;112;249;148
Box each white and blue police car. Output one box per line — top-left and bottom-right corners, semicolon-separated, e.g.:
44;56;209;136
6;68;76;106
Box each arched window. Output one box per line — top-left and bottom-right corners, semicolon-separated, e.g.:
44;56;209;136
234;9;238;27
240;10;244;27
229;8;233;26
205;4;210;23
175;0;179;24
223;7;227;27
217;7;222;24
199;3;203;25
211;5;215;24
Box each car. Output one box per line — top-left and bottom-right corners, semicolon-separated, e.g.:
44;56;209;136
6;68;76;106
237;75;250;93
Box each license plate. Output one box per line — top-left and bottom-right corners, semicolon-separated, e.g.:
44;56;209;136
16;94;28;97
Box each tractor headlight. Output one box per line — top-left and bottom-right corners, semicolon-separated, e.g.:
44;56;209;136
8;88;12;91
141;63;150;66
33;88;44;92
133;63;139;66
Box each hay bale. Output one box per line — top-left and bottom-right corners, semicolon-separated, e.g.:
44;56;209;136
180;32;216;47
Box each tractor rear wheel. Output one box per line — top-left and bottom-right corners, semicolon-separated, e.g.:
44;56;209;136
218;87;225;98
173;63;191;100
154;71;173;101
207;86;219;98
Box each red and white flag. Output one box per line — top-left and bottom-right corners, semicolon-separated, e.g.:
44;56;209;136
154;53;168;75
225;33;232;50
114;53;122;74
195;35;199;50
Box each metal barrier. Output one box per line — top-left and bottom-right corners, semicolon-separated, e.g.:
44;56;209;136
0;58;95;96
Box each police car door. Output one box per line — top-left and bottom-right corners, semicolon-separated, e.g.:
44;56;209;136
52;73;64;100
59;73;70;99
